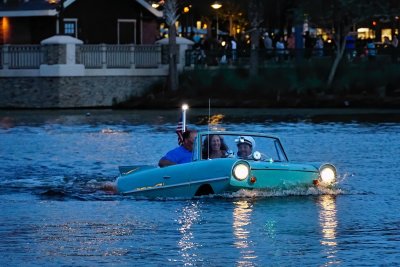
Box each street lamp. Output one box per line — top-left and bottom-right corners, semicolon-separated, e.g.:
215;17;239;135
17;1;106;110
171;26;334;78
48;0;65;35
211;2;222;38
183;6;190;37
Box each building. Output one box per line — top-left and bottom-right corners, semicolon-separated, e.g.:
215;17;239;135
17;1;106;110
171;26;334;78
0;0;163;44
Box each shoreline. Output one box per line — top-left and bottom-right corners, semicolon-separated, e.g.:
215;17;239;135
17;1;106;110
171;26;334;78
115;94;400;109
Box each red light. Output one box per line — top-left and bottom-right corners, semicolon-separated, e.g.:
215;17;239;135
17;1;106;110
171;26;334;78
250;177;256;184
372;21;377;26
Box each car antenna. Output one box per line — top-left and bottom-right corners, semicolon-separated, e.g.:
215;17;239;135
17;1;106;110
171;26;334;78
207;98;211;159
208;98;211;133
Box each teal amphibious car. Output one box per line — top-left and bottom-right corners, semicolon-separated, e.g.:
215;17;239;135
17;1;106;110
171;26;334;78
116;131;337;198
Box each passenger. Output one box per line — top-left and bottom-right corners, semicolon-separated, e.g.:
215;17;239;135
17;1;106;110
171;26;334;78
158;130;197;167
202;134;229;159
236;136;255;159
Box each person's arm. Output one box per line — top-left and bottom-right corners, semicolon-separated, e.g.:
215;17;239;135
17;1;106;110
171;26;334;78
158;158;176;168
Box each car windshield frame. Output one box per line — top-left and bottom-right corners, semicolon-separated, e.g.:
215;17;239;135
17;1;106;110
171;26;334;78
192;131;289;162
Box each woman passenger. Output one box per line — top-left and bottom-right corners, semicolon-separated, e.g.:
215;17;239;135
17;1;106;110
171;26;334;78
202;135;228;159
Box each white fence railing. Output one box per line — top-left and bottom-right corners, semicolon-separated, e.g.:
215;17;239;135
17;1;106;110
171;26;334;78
1;44;162;70
1;45;43;69
78;44;161;69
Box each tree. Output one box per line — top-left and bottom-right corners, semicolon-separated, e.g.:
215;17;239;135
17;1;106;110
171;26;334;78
217;1;247;37
164;0;180;91
300;0;400;88
248;0;264;77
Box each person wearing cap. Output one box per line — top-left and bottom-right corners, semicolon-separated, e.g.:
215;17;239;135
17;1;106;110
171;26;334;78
236;136;255;159
158;130;197;167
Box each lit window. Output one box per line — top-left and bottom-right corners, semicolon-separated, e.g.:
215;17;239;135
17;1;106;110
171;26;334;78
64;22;75;35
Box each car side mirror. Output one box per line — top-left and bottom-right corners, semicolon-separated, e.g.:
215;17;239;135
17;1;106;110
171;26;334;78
226;150;235;158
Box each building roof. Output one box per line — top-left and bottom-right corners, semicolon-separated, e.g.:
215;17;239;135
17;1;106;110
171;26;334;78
0;0;162;18
136;0;162;18
0;0;57;17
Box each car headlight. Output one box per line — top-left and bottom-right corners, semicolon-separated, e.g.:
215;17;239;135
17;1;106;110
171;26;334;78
319;164;336;185
233;163;250;180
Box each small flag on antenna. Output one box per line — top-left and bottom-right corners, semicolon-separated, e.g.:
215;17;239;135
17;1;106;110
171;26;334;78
176;115;186;145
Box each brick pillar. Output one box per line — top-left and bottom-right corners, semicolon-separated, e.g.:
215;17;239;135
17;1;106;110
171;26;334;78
40;35;85;76
155;37;194;72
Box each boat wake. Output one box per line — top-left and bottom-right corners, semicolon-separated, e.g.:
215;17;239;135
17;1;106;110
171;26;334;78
217;186;344;199
120;186;345;201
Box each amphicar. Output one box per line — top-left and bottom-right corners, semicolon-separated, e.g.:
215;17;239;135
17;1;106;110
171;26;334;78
116;131;337;198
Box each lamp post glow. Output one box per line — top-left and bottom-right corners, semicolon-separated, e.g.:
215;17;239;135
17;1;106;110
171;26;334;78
211;2;222;38
183;6;190;37
211;2;222;10
182;104;189;132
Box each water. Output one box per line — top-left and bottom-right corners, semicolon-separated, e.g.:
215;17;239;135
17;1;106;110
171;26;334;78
1;109;400;266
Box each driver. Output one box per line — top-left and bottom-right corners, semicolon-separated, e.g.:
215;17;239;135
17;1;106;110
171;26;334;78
235;136;255;159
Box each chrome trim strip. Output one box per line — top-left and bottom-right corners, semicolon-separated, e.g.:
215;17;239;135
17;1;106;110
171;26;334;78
122;176;230;194
252;168;317;173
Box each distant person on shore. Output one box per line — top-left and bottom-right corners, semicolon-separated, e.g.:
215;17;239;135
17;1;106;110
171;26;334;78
275;36;286;62
158;130;197;167
315;35;324;57
392;35;399;48
366;39;376;61
383;36;391;48
263;32;273;59
392;35;399;62
230;36;238;63
286;33;295;60
303;31;314;59
202;134;229;159
345;34;356;61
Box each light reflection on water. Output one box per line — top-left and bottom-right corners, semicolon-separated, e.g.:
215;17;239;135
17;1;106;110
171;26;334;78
233;200;257;267
177;201;202;266
318;195;339;265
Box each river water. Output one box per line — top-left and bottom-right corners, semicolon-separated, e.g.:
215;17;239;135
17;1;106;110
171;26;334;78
0;109;399;266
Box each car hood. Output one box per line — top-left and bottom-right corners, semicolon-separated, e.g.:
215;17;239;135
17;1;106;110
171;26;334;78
248;161;319;172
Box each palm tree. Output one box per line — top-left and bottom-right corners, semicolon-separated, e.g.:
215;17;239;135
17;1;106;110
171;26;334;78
248;0;264;77
164;0;180;91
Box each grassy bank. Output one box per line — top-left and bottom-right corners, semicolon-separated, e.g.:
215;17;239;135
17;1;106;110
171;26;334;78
116;59;400;109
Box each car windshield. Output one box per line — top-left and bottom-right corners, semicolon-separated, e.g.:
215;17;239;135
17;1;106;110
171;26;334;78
195;133;288;162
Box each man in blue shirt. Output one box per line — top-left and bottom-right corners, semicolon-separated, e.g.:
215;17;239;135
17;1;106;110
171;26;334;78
158;130;197;167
